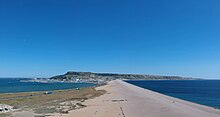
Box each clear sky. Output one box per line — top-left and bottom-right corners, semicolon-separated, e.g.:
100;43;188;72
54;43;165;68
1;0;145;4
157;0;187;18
0;0;220;79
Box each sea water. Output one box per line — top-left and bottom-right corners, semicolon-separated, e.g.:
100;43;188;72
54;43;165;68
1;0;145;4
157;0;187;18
126;80;220;109
0;78;95;93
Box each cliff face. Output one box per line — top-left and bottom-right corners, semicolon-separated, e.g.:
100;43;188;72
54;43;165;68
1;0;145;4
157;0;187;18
50;71;195;83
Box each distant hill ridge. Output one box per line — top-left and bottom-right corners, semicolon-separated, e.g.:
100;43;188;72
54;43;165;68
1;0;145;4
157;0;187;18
50;71;197;83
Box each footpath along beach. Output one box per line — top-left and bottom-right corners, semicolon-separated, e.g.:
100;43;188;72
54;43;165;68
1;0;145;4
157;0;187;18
53;80;220;117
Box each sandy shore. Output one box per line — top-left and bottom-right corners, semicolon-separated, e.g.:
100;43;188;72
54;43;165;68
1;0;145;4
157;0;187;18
0;88;105;117
53;80;220;117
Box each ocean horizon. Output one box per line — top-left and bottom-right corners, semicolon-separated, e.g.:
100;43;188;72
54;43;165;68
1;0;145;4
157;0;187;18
126;80;220;109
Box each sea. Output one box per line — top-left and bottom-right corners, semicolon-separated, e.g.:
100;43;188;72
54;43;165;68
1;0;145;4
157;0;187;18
0;78;96;93
126;80;220;109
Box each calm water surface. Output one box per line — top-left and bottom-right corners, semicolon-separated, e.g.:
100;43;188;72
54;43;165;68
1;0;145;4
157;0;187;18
126;80;220;109
0;78;95;93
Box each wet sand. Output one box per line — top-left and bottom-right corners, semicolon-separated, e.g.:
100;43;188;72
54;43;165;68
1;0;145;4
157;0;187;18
53;80;220;117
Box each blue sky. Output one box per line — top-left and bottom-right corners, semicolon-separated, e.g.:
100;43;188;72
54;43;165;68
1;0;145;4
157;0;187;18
0;0;220;78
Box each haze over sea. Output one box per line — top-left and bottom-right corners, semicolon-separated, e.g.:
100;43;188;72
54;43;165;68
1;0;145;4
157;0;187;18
0;78;95;93
126;80;220;109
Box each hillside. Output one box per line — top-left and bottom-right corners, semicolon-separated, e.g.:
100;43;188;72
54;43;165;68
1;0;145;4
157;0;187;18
50;71;197;84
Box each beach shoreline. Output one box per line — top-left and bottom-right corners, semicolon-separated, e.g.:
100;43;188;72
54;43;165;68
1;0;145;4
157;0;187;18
52;80;220;117
0;87;105;117
1;80;220;117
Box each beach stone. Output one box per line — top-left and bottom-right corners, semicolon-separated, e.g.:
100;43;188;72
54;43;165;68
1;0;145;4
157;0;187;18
61;109;69;114
0;104;13;113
